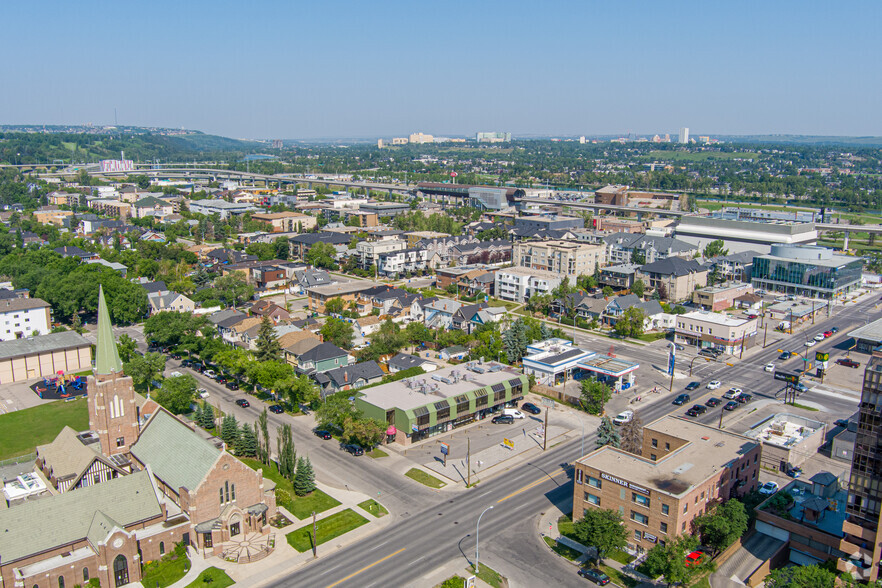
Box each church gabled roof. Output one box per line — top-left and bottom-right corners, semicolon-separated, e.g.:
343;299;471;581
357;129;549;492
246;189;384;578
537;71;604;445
95;285;122;375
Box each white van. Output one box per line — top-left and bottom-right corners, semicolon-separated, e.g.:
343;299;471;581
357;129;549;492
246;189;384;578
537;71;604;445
613;410;634;426
503;409;525;419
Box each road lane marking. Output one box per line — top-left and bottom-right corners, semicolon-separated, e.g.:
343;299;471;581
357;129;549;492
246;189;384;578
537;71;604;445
326;547;406;588
497;468;569;504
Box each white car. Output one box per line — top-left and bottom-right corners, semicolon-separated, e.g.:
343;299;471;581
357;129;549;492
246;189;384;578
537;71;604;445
706;381;722;390
613;410;634;426
764;363;775;372
198;388;209;399
814;333;826;342
759;481;779;496
723;387;743;400
204;369;216;378
804;340;816;347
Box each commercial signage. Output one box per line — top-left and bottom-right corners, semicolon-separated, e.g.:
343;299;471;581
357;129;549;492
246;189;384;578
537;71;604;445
643;532;658;543
601;472;649;495
542;397;556;408
440;442;449;456
502;438;514;450
815;351;830;362
774;370;800;384
668;345;676;376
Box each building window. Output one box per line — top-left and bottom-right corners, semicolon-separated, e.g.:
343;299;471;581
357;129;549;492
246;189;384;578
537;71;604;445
83;568;90;582
650;454;657;461
665;442;670;451
682;522;687;532
630;511;649;525
219;488;224;505
660;522;668;534
633;493;650;507
585;492;601;506
651;439;658;448
634;529;642;541
575;469;583;485
231;484;236;501
159;542;165;555
587;476;602;489
93;474;100;484
661;503;669;516
225;481;230;503
116;437;125;447
683;504;688;514
59;578;65;588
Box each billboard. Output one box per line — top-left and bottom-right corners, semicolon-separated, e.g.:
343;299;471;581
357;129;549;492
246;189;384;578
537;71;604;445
774;370;800;384
100;159;135;173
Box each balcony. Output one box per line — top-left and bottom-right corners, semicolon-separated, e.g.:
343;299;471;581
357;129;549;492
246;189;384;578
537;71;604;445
843;517;878;544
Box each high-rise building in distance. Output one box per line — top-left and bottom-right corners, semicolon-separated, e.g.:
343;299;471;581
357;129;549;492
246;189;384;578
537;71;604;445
476;132;511;143
679;127;690;144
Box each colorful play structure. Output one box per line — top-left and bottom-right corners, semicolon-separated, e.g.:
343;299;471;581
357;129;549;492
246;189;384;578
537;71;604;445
35;371;87;399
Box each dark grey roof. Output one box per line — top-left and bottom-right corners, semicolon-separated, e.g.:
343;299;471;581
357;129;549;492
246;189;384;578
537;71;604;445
717;250;761;264
142;280;168;294
388;353;429;371
810;471;838;486
0;331;90;361
54;246;92;258
289;232;351;245
544;348;588;364
639;257;705;277
802;495;831;513
298;342;348;362
295;268;333;287
208;309;245;325
322;361;384;388
216;313;248;329
206;249;257;264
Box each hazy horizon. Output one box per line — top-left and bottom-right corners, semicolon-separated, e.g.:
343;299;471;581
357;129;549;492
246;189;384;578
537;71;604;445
2;1;878;140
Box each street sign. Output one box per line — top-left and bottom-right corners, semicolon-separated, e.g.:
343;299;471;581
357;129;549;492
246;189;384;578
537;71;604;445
502;438;514;450
774;370;800;384
541;397;556;408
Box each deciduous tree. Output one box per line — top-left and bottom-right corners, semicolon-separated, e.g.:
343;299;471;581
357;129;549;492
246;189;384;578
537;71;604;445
572;509;628;560
155;374;196;414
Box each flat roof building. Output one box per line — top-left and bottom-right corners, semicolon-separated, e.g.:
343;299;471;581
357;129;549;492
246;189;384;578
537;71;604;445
306;281;379;312
355;362;527;445
752;245;863;300
514;215;584;232
574;416;760;552
848;318;882;354
675;216;818;254
674;311;758;355
745;413;827;473
512;240;605;278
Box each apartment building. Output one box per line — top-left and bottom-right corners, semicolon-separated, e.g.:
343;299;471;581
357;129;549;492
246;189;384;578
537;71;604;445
495;267;562;303
574;416;760;552
252;211;317;232
513;240;604;278
0;298;52;341
636;258;708;302
356;239;407;271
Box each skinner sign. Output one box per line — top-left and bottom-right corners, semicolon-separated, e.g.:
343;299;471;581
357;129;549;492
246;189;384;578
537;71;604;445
601;472;649;495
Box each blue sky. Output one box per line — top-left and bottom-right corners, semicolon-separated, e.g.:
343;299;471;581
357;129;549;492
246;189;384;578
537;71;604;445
2;1;878;139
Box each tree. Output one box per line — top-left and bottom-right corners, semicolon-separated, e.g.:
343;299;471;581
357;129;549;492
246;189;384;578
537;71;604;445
276;423;296;481
214;271;254;307
602;286;614;297
124;352;167;392
595;417;620;448
764;564;837;588
316;393;360;433
257;408;271;465
235;423;258;457
703;239;729;259
324;297;345;315
580;378;611;415
630;249;646;265
277;373;318;408
305;242;338;269
572;509;628;560
134;175;151;189
144;311;210;348
273;237;290;260
342;415;385;447
642;534;704;585
613;307;645;339
117;333;138;363
199;401;216;429
502;318;528;363
360;319;405;361
221;414;240;446
155;374;197;414
694;499;749;555
255;316;282;362
294;456;317;496
321;317;354;349
631;279;645;298
657;282;668;301
619;414;643;455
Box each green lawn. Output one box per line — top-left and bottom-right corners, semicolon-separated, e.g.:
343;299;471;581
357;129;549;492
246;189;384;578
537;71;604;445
141;543;190;588
543;535;582;561
469;563;505;588
185;567;234;588
240;458;341;519
436;575;467;588
368;448;388;458
0;398;89;460
487;298;520;311
787;402;820;412
357;498;388;517
405;467;446;488
285;508;369;552
599;564;639;588
607;548;635;565
649;150;761;162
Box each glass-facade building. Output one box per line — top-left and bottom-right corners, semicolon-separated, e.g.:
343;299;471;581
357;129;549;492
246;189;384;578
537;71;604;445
751;245;863;300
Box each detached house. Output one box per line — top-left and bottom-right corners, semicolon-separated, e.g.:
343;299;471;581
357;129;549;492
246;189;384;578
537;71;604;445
423;299;462;329
637;258;708;302
147;292;195;315
294;342;350;375
314;361;384;396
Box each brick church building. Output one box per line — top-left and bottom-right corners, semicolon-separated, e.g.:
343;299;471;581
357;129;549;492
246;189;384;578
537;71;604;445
0;287;276;588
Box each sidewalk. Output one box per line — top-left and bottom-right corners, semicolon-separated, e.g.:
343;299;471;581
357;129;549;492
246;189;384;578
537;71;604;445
169;479;397;588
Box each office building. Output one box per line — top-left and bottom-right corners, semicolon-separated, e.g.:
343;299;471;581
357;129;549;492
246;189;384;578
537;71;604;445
752;245;863;300
692;283;754;312
574;416;760;552
679;127;689;144
840;350;882;581
409;132;434;144
594;185;630;206
354;362;528;444
674;311;758;355
476;132;511;143
513;240;605;278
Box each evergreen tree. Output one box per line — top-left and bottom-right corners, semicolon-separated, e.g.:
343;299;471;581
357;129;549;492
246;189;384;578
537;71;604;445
540;323;552;340
193;403;203;427
236;423;258;457
502;318;528;363
257;409;271;464
199;401;215;429
276;423;296;481
595;416;621;448
255;316;282;362
221;414;240;446
294;456;317;496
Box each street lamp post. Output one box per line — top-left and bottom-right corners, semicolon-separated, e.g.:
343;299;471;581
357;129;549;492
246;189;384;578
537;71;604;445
476;505;494;575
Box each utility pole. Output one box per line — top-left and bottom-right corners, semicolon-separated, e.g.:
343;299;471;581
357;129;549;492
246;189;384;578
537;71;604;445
467;437;471;487
543;408;549;451
764;324;768;348
718;407;724;429
311;511;317;558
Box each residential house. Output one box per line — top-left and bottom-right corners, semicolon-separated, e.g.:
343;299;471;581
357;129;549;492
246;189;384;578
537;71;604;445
550;292;592;318
289;232;352;260
206;248;257;266
599;263;640;291
387;353;437;373
423;299;462;329
132;196;175;219
293;268;334;292
734;292;763;311
354;315;385;337
408;296;439;325
250;300;291;323
457;269;497;298
54;246;100;262
282;335;323;367
452;302;489;331
637;258;708;302
440;345;468;361
147;292;195;315
574;296;614;323
468;306;507;332
314;361;384;396
140;280;170;296
230;317;263;349
293;342;350;375
139;229;167;242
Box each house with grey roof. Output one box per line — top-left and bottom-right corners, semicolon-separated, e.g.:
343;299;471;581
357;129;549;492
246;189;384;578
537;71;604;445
147;291;195;315
293;342;350;375
314;360;385;396
387;352;438;374
603;232;698;265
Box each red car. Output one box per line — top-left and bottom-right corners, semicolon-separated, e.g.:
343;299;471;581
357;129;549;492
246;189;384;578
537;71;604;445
836;358;860;369
685;551;706;567
823;331;833;338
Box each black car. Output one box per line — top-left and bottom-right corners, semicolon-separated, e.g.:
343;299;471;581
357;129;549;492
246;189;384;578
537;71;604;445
225;381;239;390
723;401;739;411
834;419;850;428
578;568;610;585
193;364;205;373
706;397;722;407
181;359;193;368
235;398;250;408
315;430;332;440
268;404;285;414
736;393;752;404
686;404;708;417
343;444;364;456
521;402;541;415
492;415;514;424
778;351;792;360
672;393;690;406
831;326;839;334
685;381;701;391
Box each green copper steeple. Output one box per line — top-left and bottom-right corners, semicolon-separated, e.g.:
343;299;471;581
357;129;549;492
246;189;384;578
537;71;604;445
95;285;123;375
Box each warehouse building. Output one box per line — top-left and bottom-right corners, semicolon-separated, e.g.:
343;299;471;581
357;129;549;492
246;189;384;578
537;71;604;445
0;331;92;384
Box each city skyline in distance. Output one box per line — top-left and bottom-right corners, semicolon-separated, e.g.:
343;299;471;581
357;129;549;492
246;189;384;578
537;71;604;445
1;1;878;140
